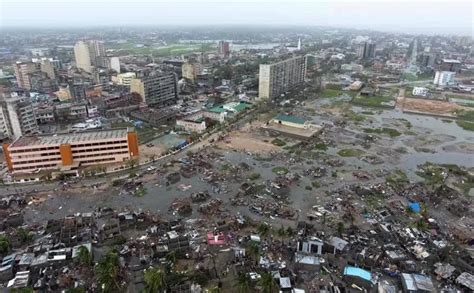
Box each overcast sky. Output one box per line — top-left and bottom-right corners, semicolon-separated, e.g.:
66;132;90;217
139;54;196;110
0;0;472;36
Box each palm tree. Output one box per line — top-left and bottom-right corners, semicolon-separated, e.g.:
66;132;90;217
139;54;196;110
95;250;122;293
246;242;260;265
234;272;251;293
277;226;286;238
257;223;270;237
76;245;92;267
0;235;10;255
337;222;345;236
17;228;32;244
144;267;166;293
166;250;177;266
258;272;277;293
208;286;221;293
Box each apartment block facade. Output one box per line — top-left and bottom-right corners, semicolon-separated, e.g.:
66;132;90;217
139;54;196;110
130;72;178;107
258;56;306;99
3;128;139;173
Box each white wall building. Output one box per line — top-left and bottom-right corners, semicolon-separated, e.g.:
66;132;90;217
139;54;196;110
433;71;456;86
109;57;120;73
74;41;92;73
113;72;136;86
412;87;429;97
258;56;306;99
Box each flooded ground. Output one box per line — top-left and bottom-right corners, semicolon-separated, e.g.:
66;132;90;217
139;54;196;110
20;95;474;226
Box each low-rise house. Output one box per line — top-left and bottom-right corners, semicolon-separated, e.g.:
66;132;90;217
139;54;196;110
343;266;374;289
401;273;435;293
412;87;429;97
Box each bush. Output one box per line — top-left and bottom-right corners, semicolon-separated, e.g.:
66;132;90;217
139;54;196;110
249;173;261;181
272;167;289;174
271;138;286;146
337;149;364;157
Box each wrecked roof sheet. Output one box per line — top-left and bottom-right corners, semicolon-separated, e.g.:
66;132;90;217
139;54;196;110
328;236;349;250
402;273;435;292
279;277;292;289
344;266;372;282
456;272;474;290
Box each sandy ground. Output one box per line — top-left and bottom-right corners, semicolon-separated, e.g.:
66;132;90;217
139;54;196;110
139;145;167;161
217;121;282;153
400;97;467;115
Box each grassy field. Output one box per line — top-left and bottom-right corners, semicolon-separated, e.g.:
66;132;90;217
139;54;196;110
363;127;402;137
456;120;474;131
352;95;394;108
320;89;356;98
112;43;215;57
447;94;474;100
337;149;365;157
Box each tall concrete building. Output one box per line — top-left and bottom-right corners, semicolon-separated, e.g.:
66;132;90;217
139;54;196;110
39;59;56;80
88;40;106;67
130;72;178;108
13;60;56;91
182;62;202;82
258;56;306;99
358;42;376;59
440;59;462;73
74;40;109;72
108;57;121;73
0;96;39;139
13;62;37;90
74;41;93;73
218;41;230;58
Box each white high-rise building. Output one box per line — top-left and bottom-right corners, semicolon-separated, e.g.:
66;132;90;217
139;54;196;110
433;71;456;86
258;56;306;99
109;57;121;73
74;41;92;73
74;40;107;72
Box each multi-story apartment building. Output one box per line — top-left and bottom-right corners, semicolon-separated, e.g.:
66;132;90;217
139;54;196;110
113;72;136;86
358;41;376;59
440;59;462;73
13;62;37;90
130;72;178;107
218;41;230;58
3;128;139;173
74;41;93;73
182;62;202;82
0;96;39;139
258;56;306;99
74;40;108;73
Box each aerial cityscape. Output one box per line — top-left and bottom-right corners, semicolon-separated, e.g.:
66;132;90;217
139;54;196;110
0;0;473;292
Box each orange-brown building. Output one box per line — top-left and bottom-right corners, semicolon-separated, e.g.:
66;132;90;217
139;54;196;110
3;128;139;173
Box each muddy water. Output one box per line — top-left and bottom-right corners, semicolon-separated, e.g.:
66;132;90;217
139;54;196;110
22;97;474;225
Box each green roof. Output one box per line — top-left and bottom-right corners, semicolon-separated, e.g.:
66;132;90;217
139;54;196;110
274;114;306;125
232;102;253;112
208;106;226;113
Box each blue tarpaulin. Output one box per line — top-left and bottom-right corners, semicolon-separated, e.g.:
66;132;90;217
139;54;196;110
343;266;372;282
409;202;421;213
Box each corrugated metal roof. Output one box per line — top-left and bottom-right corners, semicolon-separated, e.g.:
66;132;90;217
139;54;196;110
274;114;306;125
